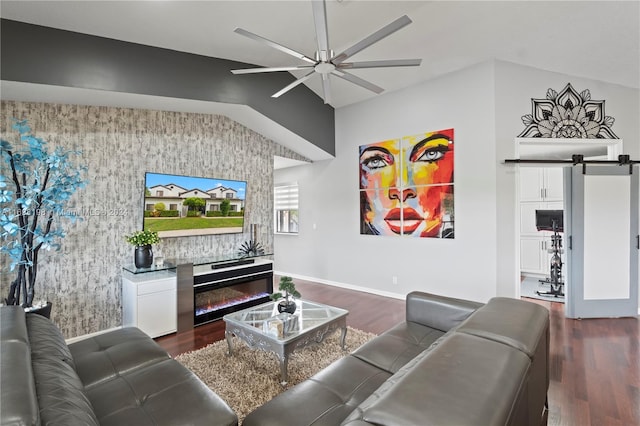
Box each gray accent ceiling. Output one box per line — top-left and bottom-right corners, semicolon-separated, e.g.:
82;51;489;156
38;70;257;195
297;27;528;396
0;19;335;157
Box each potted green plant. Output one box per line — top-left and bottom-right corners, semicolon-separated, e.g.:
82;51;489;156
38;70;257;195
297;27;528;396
0;119;87;316
125;229;160;269
270;276;301;314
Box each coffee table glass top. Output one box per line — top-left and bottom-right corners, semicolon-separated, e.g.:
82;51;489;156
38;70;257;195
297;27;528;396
223;299;348;342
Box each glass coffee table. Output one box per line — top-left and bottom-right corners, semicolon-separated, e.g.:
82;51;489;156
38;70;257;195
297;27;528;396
223;299;348;384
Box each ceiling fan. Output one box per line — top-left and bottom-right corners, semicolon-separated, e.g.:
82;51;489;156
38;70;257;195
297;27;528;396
230;0;422;105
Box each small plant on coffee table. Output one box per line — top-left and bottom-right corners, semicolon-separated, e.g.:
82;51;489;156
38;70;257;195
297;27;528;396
270;276;300;314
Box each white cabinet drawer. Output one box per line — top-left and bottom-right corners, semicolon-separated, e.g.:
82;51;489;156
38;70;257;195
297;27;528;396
137;278;175;295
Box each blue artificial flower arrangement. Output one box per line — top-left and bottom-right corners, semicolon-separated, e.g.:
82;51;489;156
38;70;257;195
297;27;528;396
0;119;87;308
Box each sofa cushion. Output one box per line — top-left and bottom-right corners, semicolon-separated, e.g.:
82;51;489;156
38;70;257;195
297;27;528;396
243;355;391;426
31;356;100;426
26;313;76;370
68;327;170;389
406;291;483;332
342;333;531;426
84;357;237;426
24;313;100;425
456;297;549;358
351;321;444;374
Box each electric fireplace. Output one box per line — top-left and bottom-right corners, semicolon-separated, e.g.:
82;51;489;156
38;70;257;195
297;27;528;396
193;261;273;325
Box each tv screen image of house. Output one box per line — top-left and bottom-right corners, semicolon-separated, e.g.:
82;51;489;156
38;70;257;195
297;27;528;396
143;172;246;238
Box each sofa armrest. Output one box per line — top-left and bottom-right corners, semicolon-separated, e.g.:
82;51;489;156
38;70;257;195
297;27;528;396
1;341;40;426
406;291;483;332
1;306;40;426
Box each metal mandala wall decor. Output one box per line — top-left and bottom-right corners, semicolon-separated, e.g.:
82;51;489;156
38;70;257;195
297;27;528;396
518;83;619;139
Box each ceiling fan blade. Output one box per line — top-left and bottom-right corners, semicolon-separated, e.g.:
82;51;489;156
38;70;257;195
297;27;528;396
320;73;332;105
272;70;316;98
234;27;316;64
331;15;413;65
338;59;422;69
331;70;384;94
311;0;330;57
231;65;314;75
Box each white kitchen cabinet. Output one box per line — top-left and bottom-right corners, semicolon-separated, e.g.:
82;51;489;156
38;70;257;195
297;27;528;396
520;207;565;276
122;270;177;338
519;167;563;202
544;168;564;200
521;237;547;274
520;235;564;276
520;166;564;276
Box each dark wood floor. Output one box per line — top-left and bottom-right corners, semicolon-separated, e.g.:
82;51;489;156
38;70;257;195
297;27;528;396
156;279;405;357
525;297;640;426
156;279;640;426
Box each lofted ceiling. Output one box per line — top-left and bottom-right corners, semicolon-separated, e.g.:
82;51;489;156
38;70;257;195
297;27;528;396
1;0;638;109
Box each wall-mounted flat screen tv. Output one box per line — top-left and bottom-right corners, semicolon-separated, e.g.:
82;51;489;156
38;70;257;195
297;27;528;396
143;172;247;238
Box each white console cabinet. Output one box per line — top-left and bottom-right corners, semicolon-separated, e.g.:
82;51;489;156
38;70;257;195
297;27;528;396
122;253;273;337
122;270;177;338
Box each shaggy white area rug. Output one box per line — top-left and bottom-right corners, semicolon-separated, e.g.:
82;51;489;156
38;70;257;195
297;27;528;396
175;326;375;422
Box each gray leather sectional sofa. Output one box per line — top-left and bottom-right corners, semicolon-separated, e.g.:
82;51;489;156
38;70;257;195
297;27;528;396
0;306;237;426
2;291;549;426
243;291;550;426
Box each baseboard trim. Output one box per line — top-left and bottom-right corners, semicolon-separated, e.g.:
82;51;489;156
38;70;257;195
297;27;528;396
274;271;405;301
65;326;122;344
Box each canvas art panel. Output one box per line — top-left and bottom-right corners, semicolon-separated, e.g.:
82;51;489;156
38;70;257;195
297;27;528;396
359;128;454;238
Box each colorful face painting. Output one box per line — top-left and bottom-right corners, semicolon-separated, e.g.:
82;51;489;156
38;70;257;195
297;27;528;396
359;128;454;238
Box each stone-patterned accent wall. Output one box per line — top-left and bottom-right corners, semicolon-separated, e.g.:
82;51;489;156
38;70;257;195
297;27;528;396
1;101;307;338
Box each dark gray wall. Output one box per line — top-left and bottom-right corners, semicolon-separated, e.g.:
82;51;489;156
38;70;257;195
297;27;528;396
0;19;335;156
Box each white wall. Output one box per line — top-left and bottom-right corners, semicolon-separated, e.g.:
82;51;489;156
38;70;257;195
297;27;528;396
276;62;498;302
494;60;639;158
494;60;640;303
276;59;640;304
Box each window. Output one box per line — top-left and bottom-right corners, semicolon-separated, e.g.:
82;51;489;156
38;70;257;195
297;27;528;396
226;193;233;199
274;183;299;234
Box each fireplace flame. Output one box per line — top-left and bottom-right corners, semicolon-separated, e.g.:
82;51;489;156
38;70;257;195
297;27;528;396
195;292;270;317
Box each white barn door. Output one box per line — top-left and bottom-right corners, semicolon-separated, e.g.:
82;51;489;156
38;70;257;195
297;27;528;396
565;165;639;318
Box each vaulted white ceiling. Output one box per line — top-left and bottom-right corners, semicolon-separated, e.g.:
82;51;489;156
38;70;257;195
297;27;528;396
2;0;638;109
